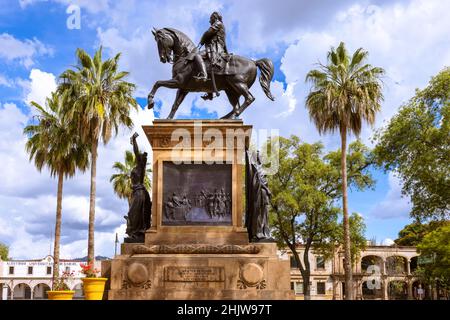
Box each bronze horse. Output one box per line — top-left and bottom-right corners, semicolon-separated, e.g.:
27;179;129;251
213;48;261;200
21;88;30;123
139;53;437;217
147;28;275;119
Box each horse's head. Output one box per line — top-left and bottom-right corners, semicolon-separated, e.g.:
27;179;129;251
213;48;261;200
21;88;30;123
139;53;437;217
152;28;174;63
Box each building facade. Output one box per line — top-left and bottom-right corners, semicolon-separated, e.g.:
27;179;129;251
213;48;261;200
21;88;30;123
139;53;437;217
283;245;440;300
1;248;443;300
0;255;102;300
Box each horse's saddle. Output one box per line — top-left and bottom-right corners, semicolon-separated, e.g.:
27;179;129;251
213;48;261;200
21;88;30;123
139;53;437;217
186;52;238;75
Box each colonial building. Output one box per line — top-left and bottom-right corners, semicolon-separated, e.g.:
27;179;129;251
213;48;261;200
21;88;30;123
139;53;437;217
283;245;438;300
0;255;102;300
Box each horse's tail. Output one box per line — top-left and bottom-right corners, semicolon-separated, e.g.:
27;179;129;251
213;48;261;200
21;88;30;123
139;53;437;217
256;58;275;101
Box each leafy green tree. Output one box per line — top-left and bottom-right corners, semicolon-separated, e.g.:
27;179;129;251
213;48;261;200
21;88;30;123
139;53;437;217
374;67;450;221
268;136;371;299
0;242;9;261
305;42;384;299
24;92;89;286
416;223;450;294
59;47;138;263
110;150;152;206
323;212;367;264
395;220;447;246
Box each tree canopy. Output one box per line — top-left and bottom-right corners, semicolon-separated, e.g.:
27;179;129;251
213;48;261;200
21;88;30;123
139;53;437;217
374;67;450;221
394;220;447;246
0;242;8;261
23;92;89;179
416;223;450;291
267;136;371;298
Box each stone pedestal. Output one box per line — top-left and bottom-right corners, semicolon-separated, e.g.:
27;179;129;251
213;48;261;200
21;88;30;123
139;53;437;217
106;120;293;300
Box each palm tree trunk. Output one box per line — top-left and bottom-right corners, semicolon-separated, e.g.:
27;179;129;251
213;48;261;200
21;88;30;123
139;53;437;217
341;126;353;300
87;139;98;264
52;171;64;289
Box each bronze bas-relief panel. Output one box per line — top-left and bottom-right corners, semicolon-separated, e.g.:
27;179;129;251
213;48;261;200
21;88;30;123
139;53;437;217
162;162;232;226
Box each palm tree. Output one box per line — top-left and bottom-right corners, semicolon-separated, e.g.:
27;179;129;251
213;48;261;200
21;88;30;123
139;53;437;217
59;47;138;263
305;42;384;299
110;150;152;207
24;92;89;287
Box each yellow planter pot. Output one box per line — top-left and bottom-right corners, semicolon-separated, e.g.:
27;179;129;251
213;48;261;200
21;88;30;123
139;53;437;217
47;290;75;300
82;277;108;300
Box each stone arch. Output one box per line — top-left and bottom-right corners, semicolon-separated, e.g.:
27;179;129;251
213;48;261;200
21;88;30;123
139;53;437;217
412;280;425;300
386;256;407;275
33;283;50;300
361;280;383;300
0;283;12;300
13;283;32;300
388;280;408;300
361;255;383;273
72;283;84;300
410;256;419;273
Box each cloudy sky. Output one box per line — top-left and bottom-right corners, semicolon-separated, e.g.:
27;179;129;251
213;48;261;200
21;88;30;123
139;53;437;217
0;0;449;259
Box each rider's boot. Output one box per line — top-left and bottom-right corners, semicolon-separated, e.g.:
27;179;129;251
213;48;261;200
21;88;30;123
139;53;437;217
193;55;208;81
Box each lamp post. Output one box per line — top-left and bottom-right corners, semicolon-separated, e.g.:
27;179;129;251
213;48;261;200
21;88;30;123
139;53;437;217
114;233;118;257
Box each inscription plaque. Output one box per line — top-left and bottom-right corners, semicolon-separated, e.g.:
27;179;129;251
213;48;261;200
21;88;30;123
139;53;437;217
162;162;232;226
164;266;225;282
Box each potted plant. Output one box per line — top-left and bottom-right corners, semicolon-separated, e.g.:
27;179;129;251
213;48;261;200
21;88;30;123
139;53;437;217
47;271;75;300
80;262;107;300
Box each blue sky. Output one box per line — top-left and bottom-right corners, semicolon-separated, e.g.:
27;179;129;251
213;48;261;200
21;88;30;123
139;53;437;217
1;0;449;259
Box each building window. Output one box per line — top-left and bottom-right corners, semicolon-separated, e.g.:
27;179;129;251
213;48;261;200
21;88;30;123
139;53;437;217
28;266;33;275
65;266;70;273
291;281;304;294
9;266;14;275
294;282;303;295
317;282;326;295
290;256;299;268
316;256;325;270
47;266;52;275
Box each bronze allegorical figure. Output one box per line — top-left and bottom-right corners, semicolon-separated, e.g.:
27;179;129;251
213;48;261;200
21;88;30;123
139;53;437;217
124;132;152;243
245;150;274;242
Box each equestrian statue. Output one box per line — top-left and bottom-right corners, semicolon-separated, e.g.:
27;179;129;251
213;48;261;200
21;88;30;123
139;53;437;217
147;11;275;119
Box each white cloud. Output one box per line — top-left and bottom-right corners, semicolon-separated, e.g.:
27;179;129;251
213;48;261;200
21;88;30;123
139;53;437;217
19;0;110;14
18;0;46;9
23;69;57;110
0;33;53;68
0;74;12;87
97;27;169;97
228;0;449;152
370;172;412;219
382;238;395;246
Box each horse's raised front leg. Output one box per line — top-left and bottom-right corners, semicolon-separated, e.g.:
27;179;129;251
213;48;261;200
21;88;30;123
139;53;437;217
168;89;188;119
147;79;180;109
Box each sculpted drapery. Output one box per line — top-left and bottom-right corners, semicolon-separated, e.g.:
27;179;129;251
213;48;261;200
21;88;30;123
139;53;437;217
245;150;273;242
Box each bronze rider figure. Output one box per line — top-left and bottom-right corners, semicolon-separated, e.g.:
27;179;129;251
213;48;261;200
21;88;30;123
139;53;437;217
194;11;228;100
